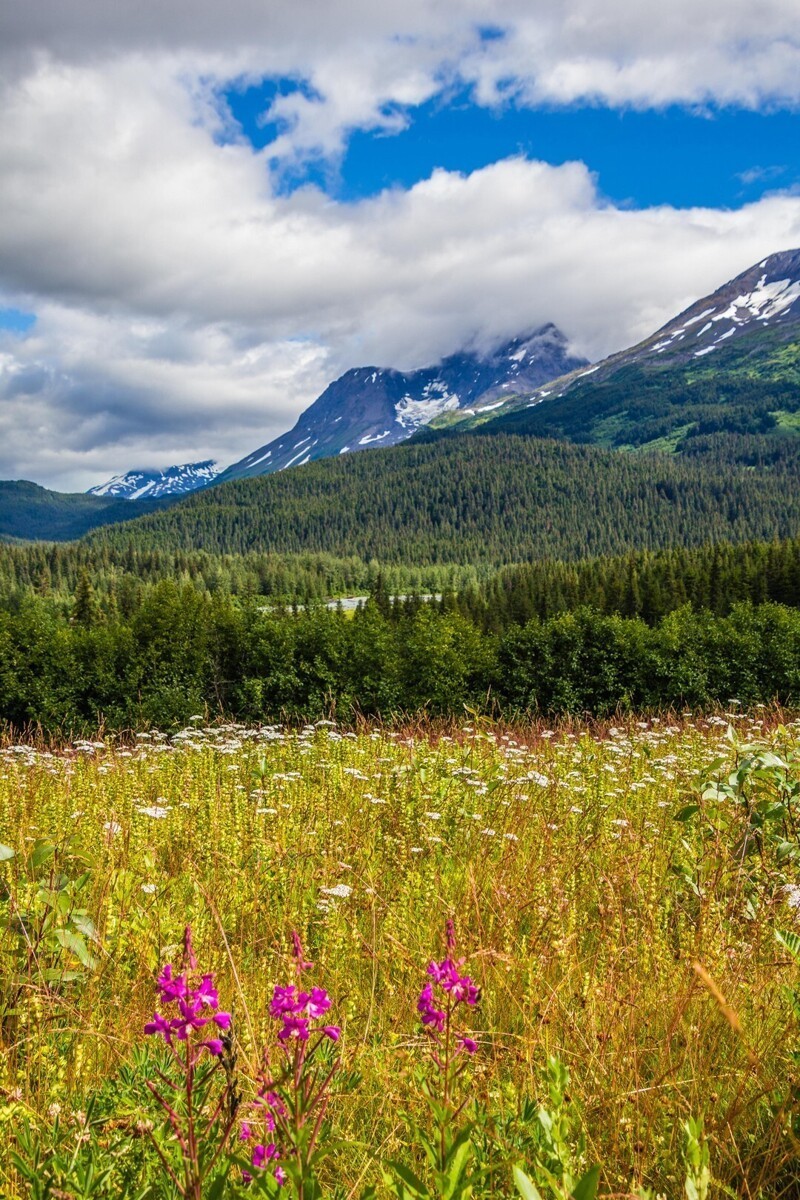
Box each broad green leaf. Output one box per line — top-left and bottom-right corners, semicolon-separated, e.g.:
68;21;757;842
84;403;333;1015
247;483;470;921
443;1127;473;1199
0;843;14;861
675;805;700;822
55;928;97;969
71;912;100;942
776;928;800;961
31;840;55;870
513;1166;544;1200
572;1165;601;1200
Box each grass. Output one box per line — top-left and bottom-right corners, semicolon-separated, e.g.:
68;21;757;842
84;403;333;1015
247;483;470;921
2;713;800;1197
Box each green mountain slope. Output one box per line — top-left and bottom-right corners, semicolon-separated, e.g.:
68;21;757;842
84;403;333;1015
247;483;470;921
425;249;800;462
88;434;800;565
0;481;166;542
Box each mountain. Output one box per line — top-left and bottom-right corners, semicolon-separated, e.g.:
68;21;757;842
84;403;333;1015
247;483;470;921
88;460;221;500
217;325;587;481
428;249;800;460
0;480;166;542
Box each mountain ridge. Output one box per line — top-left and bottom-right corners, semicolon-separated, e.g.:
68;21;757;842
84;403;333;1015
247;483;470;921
215;324;587;481
425;248;800;444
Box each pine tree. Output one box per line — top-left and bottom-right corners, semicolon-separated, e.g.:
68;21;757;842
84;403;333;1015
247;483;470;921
73;569;100;626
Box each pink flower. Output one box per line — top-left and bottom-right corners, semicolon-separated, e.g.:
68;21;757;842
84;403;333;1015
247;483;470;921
195;974;220;1009
457;1036;478;1055
252;1142;280;1169
274;1166;287;1186
278;1015;310;1042
212;1011;232;1031
306;987;332;1018
417;983;446;1032
270;985;299;1017
144;1011;172;1044
322;1025;341;1041
202;1038;224;1057
157;964;188;1004
240;1122;252;1141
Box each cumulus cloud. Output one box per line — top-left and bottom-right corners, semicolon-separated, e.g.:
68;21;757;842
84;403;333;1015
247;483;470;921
1;4;800;488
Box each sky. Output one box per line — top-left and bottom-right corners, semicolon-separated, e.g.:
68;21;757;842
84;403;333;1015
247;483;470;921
1;2;800;491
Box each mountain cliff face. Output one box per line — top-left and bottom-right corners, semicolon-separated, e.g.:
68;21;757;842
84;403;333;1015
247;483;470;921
433;249;800;457
87;461;221;499
217;325;586;481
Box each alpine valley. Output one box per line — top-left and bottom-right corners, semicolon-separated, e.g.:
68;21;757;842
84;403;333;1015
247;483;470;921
4;248;800;554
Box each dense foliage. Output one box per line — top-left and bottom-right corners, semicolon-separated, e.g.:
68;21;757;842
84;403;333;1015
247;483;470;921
0;534;796;732
4;531;799;616
1;580;799;732
0;542;485;606
84;435;800;563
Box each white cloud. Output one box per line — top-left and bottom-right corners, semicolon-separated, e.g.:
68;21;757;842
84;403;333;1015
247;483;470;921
0;6;799;488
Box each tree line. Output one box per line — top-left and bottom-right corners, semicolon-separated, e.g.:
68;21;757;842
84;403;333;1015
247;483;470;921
1;579;798;733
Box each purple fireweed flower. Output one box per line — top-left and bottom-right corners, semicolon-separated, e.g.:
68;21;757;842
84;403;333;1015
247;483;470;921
157;964;188;1004
274;1166;287;1186
252;1143;280;1169
322;1025;341;1042
446;917;457;951
263;1091;287;1117
144;1011;172;1044
270;985;299;1017
278;1015;311;1042
417;983;446;1032
240;1122;252;1141
146;954;231;1059
427;958;480;1006
306;987;332;1018
457;1036;478;1055
170;998;209;1041
195;974;219;1009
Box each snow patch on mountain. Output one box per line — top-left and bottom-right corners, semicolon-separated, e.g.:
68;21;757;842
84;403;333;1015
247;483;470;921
88;460;220;500
395;390;459;429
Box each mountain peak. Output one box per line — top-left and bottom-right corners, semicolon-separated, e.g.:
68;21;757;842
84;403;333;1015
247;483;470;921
218;324;587;482
88;460;220;500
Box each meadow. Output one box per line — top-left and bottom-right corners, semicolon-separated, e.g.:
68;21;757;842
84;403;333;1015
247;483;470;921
2;712;800;1198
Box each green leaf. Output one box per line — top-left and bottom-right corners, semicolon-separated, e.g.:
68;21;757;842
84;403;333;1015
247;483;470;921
675;805;700;822
71;912;100;942
571;1165;601;1200
0;843;14;862
55;928;97;969
777;928;800;961
513;1166;544;1200
443;1127;473;1199
31;840;55;870
384;1161;431;1199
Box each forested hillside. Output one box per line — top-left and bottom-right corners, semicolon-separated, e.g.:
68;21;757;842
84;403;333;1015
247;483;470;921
0;480;166;541
87;435;800;563
454;337;800;460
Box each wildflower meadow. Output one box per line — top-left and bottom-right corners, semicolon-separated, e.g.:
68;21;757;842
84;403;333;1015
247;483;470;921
2;713;800;1197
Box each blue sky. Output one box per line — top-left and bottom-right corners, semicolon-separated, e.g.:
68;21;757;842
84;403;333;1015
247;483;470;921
226;83;799;211
0;308;35;335
1;1;800;488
